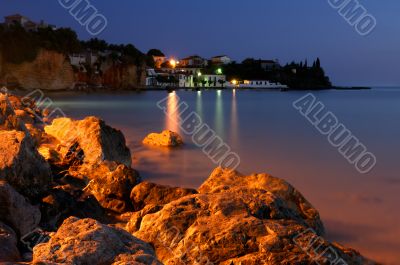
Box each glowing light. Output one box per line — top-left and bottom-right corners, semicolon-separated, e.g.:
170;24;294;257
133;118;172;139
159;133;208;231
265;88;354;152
170;59;177;68
216;68;223;74
231;79;238;85
197;72;202;77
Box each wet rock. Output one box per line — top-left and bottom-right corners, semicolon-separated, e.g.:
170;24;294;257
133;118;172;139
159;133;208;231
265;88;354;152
44;117;132;167
0;181;41;236
143;130;183;147
133;168;373;264
81;162;141;213
0;221;21;262
130;182;197;211
199;167;324;235
0;130;52;198
33;217;162;265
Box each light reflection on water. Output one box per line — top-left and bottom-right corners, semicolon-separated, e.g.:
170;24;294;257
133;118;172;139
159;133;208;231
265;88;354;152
165;92;180;134
49;89;400;264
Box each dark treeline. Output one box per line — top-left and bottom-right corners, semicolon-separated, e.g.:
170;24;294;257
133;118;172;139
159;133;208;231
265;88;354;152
221;58;332;89
0;23;152;66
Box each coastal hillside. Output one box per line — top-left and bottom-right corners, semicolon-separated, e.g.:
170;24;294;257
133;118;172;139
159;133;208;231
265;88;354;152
0;24;150;90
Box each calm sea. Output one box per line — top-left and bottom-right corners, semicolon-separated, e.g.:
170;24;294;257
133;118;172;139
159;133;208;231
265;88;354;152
49;88;400;264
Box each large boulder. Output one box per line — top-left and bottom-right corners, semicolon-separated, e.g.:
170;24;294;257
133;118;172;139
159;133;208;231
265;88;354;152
0;130;52;198
143;130;183;147
199;167;324;235
81;162;141;213
44;117;132;167
0;181;41;236
0;222;21;262
133;168;373;265
33;217;162;265
130;182;197;212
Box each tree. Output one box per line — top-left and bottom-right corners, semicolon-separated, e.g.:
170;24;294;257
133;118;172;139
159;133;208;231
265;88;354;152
201;79;208;87
218;79;226;88
316;57;321;69
82;38;108;51
147;49;164;57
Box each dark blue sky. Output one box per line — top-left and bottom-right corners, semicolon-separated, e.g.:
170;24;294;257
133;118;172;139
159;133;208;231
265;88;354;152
1;0;399;86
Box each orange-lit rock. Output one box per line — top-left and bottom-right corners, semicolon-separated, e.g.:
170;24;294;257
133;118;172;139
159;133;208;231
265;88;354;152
199;167;324;235
33;217;162;265
130;182;197;211
44;116;132;167
143;130;183;147
132;168;375;265
81;161;141;213
0;130;52;198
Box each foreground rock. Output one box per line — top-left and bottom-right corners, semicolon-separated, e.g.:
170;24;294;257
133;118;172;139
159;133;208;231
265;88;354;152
143;130;183;147
133;168;374;264
130;182;197;211
44;117;132;167
127;183;197;234
82;162;141;213
0;93;28;132
0;181;41;236
199;167;324;235
0;130;52;198
33;217;162;265
0;222;21;262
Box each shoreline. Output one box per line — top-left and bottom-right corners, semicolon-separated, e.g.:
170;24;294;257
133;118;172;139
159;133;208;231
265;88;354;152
4;85;372;95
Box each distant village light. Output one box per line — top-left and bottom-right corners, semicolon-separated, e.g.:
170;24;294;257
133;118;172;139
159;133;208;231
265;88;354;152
170;59;177;68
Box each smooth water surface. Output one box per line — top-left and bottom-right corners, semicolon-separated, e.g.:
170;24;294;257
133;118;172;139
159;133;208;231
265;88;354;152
49;88;400;264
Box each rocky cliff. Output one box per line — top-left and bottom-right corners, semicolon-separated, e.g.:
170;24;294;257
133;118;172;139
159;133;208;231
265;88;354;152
0;49;146;90
0;49;75;90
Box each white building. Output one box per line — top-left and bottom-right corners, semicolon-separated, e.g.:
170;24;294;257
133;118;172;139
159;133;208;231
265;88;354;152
69;54;87;66
211;55;232;65
179;73;226;88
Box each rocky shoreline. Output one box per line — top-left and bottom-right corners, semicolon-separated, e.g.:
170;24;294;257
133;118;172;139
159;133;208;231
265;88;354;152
0;92;377;264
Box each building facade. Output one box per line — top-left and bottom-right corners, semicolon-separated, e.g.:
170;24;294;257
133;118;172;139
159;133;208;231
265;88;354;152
180;55;208;67
211;55;232;65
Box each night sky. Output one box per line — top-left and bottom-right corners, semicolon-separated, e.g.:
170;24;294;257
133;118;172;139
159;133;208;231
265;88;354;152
0;0;399;86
